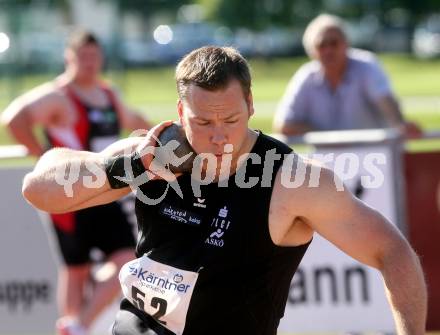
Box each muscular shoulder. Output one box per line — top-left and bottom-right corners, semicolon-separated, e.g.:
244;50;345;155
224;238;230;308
268;153;323;245
12;83;72;121
278;153;330;187
272;154;350;218
269;154;357;244
22;81;68;104
2;81;72;124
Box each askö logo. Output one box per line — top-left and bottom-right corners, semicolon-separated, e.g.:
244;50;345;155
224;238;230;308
205;206;231;248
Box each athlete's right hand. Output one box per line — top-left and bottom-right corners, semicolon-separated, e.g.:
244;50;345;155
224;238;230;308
136;120;181;182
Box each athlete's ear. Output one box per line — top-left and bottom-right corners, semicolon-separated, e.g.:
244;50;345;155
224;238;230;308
177;99;185;127
246;92;255;119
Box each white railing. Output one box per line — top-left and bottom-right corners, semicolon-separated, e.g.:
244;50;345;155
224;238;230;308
271;128;440;146
0;144;28;158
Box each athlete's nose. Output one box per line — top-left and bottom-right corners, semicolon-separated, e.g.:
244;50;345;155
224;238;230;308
211;126;227;146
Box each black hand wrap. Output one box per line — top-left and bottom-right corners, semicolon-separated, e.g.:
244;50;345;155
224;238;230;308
105;151;147;189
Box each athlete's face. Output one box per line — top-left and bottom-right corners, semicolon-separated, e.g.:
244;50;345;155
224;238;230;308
178;79;254;172
313;28;347;69
66;43;103;81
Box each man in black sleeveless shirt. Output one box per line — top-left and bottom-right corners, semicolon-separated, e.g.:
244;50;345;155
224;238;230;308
21;46;427;335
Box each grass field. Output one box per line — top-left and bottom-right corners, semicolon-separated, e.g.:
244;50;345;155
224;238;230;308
0;54;439;152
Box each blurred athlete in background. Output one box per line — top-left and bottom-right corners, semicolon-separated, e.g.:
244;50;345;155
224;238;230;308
2;29;152;335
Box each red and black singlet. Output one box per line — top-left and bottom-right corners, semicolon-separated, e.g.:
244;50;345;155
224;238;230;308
47;84;122;233
45;84;122;152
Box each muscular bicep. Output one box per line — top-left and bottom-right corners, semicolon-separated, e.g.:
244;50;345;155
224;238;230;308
64;186;132;212
60;136;145;210
24;137;144;213
65;136;146;210
302;170;404;269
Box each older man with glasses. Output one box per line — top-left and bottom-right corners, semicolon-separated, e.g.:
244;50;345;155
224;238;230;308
273;14;420;138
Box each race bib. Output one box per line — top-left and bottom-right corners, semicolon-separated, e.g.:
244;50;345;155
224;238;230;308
119;255;199;335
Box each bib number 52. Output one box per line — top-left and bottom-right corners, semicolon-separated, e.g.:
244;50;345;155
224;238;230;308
131;286;168;324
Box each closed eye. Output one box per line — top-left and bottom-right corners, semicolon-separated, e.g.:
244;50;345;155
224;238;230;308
225;119;238;124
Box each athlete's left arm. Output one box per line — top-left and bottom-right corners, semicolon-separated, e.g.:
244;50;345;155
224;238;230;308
282;166;427;335
111;88;153;131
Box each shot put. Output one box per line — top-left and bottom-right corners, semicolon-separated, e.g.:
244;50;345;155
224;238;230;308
157;122;195;173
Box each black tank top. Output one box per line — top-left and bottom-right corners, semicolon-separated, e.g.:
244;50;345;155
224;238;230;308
125;132;311;335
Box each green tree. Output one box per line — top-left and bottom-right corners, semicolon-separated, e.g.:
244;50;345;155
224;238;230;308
196;0;326;29
110;0;191;20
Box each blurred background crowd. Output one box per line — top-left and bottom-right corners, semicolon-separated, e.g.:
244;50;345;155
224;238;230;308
0;0;440;68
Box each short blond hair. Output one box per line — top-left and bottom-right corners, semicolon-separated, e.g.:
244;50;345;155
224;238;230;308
302;14;347;58
175;46;251;100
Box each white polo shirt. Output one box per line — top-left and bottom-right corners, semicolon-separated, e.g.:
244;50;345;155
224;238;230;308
275;48;394;131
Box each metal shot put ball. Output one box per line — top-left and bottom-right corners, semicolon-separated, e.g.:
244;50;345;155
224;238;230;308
157;122;195;173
